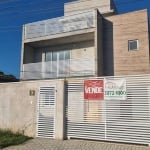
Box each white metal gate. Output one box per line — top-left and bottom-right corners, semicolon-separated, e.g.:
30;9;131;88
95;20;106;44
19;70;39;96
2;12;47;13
66;75;150;145
37;86;56;138
67;82;106;140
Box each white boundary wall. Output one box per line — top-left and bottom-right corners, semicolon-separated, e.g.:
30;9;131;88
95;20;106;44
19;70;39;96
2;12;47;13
0;79;65;139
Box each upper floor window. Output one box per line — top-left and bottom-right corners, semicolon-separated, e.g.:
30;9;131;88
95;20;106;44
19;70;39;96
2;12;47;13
128;39;139;51
45;50;70;62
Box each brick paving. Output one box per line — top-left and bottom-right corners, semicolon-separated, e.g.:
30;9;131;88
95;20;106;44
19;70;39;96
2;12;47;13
2;138;150;150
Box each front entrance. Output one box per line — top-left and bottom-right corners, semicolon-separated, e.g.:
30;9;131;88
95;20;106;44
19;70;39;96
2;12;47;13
37;86;56;138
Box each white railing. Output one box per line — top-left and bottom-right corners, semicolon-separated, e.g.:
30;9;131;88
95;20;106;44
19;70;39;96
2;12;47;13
24;11;95;40
21;58;95;80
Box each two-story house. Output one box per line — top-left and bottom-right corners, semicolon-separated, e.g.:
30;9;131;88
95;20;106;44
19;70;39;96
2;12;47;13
20;0;150;80
1;0;150;144
20;0;114;80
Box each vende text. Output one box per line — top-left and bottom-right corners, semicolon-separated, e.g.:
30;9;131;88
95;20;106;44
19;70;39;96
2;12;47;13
85;87;103;94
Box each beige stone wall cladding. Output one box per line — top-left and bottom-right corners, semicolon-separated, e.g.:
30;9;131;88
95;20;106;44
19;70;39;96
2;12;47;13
106;9;150;75
0;79;64;138
64;0;112;15
71;47;94;59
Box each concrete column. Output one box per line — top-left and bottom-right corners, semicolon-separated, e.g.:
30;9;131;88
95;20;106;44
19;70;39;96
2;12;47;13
55;79;65;140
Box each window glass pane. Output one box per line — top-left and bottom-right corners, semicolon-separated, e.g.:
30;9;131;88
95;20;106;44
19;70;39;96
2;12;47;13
59;51;64;60
45;52;52;62
65;50;70;60
52;52;57;61
34;51;42;63
130;41;137;50
46;50;70;62
128;40;138;51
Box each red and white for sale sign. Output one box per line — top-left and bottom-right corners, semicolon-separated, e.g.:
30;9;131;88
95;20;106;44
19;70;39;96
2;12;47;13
84;80;104;100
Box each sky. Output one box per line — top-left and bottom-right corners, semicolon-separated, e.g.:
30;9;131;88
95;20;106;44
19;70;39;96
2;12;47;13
0;0;150;78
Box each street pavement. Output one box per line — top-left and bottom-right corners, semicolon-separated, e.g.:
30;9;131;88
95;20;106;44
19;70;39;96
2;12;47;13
2;138;150;150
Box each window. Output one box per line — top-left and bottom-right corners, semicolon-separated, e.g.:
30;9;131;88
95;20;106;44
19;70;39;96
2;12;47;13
65;50;70;60
45;50;70;62
52;52;57;61
128;39;139;51
45;50;70;77
45;52;52;62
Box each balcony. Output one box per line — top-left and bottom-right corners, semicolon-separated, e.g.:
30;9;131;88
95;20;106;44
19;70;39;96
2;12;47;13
24;11;96;40
21;58;95;80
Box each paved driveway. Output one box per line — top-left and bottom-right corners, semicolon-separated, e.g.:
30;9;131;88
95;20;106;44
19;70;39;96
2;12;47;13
2;138;150;150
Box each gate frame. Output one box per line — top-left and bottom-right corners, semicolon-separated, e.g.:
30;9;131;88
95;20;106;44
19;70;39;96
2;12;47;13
36;79;65;140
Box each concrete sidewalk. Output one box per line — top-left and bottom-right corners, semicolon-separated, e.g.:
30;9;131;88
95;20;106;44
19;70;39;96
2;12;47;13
3;138;150;150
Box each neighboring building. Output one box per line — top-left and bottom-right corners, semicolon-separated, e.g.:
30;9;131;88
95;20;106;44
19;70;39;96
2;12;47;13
20;0;150;80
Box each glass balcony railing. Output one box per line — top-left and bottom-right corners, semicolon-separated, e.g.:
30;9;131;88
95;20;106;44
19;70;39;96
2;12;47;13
21;58;95;80
24;11;96;40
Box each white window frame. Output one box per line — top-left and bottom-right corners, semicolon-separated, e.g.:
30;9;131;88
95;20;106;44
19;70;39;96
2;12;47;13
45;50;70;77
128;39;139;51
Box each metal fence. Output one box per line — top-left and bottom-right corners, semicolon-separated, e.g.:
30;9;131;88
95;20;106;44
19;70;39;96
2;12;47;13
21;58;95;80
66;75;150;145
24;11;95;40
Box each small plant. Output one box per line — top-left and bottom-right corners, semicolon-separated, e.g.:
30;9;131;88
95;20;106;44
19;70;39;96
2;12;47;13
0;129;32;148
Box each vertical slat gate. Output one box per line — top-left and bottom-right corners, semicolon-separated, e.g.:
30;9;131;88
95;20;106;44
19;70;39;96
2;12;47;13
66;75;150;145
37;86;56;138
